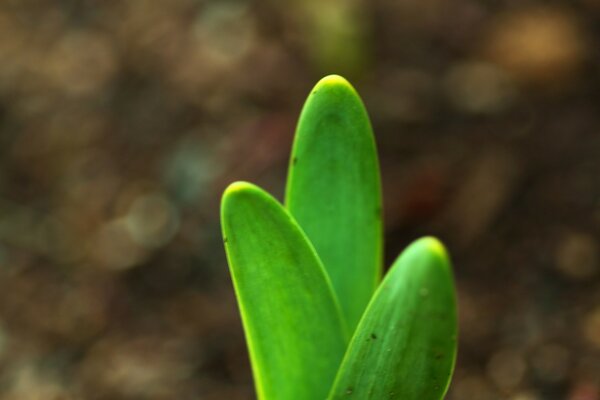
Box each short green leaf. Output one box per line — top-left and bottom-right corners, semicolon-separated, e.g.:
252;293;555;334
286;75;382;332
328;237;458;400
221;181;348;400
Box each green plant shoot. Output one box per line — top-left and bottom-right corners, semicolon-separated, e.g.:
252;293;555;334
221;75;458;400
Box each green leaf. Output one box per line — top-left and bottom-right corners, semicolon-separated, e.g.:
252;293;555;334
221;182;348;400
328;237;458;400
285;75;382;332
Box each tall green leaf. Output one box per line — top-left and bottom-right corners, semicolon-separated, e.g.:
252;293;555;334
329;237;458;400
221;182;348;400
285;75;382;331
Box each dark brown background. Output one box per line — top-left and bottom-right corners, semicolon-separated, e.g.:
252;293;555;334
0;1;598;399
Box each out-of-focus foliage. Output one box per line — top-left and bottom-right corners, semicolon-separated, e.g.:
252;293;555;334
0;1;598;399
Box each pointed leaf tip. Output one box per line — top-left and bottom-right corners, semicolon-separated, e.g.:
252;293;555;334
221;181;261;219
314;74;354;90
415;236;450;262
224;181;253;195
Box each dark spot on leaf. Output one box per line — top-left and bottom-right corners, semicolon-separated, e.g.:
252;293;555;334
435;352;443;359
346;387;353;395
223;237;228;243
371;333;377;339
292;157;298;165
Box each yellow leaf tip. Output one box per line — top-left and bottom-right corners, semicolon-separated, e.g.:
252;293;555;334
224;181;255;195
222;181;274;210
418;236;449;259
319;74;350;85
222;181;261;206
313;74;356;94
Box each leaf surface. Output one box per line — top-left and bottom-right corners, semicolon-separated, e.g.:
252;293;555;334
329;237;458;400
221;182;348;400
286;75;382;331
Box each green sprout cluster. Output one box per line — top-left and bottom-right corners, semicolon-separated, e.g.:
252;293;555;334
221;75;458;400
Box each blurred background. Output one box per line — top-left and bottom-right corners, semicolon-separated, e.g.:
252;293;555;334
0;0;599;399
